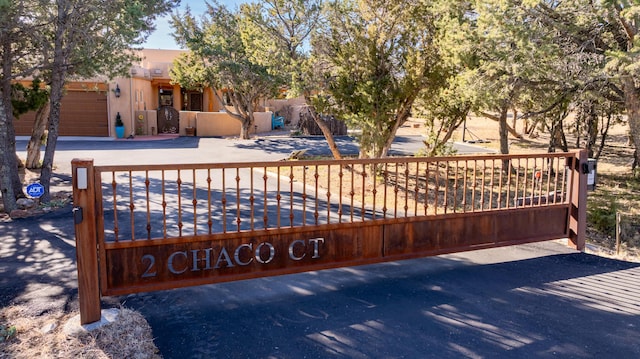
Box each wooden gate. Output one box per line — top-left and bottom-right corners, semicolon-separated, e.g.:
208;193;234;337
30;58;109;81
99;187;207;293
72;151;587;324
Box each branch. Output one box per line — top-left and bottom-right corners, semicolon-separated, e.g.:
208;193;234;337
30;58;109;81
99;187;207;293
476;111;523;139
613;3;638;44
519;90;575;120
478;111;499;121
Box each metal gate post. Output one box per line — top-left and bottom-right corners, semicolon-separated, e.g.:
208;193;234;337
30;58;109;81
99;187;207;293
567;150;587;251
72;159;101;324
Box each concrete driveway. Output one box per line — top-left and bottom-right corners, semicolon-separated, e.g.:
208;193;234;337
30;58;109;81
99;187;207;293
6;135;639;358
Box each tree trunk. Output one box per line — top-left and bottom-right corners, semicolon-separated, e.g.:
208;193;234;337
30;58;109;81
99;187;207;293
595;114;611;160
623;77;640;167
0;98;18;213
244;99;260;140
379;115;409;158
480;111;523;139
40;83;62;203
426;109;468;157
375;96;415;158
586;102;598;158
559;123;568;152
239;113;253;139
303;95;342;160
574;113;581;148
39;7;67;203
547;121;557;154
498;106;510;155
25;99;50;169
1;40;24;213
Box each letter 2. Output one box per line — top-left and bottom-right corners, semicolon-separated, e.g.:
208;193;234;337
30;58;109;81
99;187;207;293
141;254;157;278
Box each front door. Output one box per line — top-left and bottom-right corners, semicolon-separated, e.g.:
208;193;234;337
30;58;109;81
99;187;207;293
159;88;173;107
188;92;203;111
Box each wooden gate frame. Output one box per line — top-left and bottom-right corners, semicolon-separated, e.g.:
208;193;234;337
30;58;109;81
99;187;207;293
73;150;587;324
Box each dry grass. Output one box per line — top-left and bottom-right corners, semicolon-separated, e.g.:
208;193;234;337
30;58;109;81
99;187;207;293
0;306;161;359
585;173;640;260
268;156;569;222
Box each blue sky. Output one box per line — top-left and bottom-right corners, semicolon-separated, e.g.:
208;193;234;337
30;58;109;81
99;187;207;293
143;0;242;49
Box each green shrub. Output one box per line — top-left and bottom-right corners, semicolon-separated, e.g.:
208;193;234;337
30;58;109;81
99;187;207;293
588;198;619;235
0;324;17;342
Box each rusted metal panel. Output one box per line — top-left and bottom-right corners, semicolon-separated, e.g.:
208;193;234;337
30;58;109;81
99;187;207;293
94;152;584;296
102;225;383;296
384;213;496;254
494;206;569;243
102;205;570;296
383;206;570;258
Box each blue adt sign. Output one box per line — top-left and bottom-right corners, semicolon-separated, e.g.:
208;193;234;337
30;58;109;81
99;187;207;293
26;183;45;198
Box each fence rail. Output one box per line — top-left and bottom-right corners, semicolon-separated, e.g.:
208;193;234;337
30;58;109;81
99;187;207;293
96;152;574;243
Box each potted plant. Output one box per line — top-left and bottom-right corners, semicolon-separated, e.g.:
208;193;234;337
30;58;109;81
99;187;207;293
114;112;125;139
185;118;196;136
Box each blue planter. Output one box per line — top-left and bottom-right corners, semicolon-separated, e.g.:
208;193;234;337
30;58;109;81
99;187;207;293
115;126;125;139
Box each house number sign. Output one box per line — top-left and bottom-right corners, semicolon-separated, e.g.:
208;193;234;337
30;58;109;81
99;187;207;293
140;237;325;278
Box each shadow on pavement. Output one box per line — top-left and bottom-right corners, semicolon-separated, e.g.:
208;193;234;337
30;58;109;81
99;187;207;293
121;246;640;358
16;136;201;152
0;204;79;315
234;136;360;158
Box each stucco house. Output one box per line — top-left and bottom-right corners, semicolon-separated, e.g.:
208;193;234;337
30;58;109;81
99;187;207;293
15;49;302;138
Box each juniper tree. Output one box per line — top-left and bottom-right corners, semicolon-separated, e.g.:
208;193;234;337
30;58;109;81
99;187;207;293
171;1;282;140
0;0;177;211
314;0;442;158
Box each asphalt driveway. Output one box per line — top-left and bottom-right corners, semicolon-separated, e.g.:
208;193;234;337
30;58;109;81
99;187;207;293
15;134;495;174
4;135;639;358
118;241;640;359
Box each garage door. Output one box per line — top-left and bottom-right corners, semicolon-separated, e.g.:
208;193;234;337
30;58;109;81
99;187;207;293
14;91;109;137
